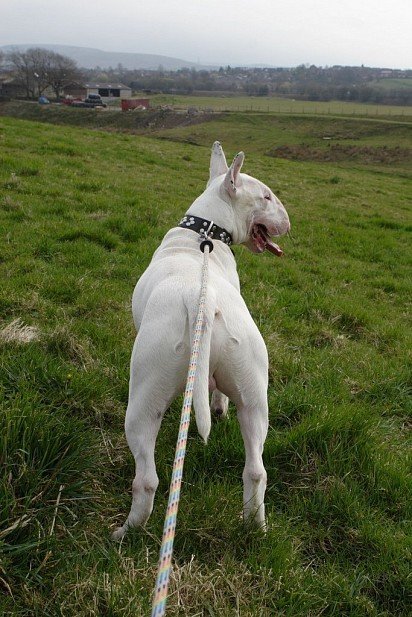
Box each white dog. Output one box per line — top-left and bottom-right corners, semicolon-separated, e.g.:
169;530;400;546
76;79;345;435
113;142;290;539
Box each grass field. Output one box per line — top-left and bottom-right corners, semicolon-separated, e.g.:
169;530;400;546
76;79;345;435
153;112;412;169
146;93;412;118
369;78;412;92
0;105;411;616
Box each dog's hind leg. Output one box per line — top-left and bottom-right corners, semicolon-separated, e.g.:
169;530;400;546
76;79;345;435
112;385;163;539
215;325;269;530
112;331;187;540
237;395;268;530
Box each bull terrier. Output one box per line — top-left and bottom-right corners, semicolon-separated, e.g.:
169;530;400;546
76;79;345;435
113;142;290;539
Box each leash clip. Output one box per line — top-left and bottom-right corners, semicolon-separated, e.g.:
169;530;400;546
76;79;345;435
200;239;214;253
199;220;215;253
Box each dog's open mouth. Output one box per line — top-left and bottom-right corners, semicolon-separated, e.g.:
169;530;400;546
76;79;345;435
251;224;283;256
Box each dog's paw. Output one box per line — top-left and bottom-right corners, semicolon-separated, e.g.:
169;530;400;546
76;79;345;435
211;390;229;418
112;525;127;541
213;407;225;417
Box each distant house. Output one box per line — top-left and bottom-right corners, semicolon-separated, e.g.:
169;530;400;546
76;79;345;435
64;82;132;99
85;82;132;98
0;76;26;98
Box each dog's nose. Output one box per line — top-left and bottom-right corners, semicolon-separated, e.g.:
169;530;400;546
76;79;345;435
275;199;290;232
279;210;290;235
279;220;290;236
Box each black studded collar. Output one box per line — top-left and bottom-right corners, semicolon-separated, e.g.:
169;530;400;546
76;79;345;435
178;215;233;246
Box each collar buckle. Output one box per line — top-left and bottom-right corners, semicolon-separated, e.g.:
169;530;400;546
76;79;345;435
199;220;214;240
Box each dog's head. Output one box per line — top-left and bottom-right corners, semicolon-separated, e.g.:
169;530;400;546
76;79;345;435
207;142;290;255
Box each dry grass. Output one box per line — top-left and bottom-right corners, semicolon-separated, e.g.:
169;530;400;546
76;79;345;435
0;318;40;344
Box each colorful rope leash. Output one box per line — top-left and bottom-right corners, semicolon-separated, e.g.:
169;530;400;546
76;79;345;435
151;239;213;617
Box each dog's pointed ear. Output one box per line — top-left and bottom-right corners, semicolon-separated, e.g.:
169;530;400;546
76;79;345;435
223;152;245;198
208;141;229;186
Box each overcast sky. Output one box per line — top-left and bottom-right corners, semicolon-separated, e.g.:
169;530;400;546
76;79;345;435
2;0;411;68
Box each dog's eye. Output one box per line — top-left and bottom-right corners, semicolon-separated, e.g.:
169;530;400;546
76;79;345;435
264;195;271;201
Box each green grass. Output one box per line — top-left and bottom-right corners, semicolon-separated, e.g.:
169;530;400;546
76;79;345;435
153;112;412;170
0;111;411;616
369;78;412;91
147;93;412;118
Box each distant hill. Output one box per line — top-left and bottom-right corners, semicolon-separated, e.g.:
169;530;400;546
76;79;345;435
0;44;218;71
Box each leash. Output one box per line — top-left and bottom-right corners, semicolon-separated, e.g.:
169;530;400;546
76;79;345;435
151;234;214;617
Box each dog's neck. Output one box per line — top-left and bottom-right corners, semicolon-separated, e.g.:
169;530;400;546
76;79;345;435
186;185;247;246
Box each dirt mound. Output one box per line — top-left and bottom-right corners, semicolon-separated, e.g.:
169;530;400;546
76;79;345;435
0;101;218;133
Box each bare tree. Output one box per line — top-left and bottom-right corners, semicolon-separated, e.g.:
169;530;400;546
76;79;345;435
7;47;83;99
46;53;83;99
29;48;51;97
7;49;36;98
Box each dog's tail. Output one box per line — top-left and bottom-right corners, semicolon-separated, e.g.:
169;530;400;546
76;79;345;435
184;287;216;444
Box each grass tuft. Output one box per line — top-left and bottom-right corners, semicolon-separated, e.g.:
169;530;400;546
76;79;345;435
0;318;40;344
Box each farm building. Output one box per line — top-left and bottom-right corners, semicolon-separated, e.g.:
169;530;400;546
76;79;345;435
64;82;132;99
0;76;26;98
85;83;132;99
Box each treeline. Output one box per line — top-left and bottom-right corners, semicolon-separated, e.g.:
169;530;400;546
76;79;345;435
2;48;411;106
271;65;412;104
83;63;412;105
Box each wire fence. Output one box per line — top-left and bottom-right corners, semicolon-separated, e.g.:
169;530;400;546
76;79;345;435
175;103;412;118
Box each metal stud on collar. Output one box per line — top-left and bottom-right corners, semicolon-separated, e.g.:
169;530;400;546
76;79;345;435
178;215;233;246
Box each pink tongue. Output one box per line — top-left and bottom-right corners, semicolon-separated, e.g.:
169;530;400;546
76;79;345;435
256;225;283;256
266;240;284;257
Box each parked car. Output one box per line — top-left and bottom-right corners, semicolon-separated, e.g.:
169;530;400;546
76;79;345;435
61;96;82;105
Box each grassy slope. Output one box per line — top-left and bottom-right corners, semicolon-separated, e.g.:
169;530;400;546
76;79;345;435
154;113;412;167
0;113;411;616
